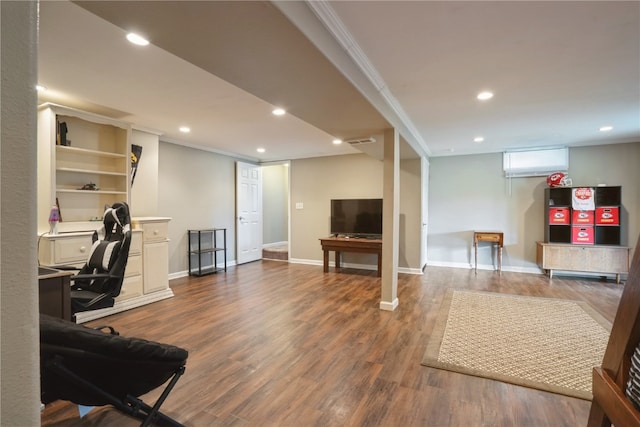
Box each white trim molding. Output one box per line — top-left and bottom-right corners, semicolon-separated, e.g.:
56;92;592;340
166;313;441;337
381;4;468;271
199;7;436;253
379;298;399;311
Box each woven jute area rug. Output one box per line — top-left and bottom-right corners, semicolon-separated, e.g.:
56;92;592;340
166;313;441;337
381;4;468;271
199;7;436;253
421;290;611;400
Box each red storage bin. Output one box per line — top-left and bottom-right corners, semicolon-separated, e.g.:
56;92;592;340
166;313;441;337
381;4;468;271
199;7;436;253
549;208;570;225
596;207;619;225
572;210;595;225
572;226;594;244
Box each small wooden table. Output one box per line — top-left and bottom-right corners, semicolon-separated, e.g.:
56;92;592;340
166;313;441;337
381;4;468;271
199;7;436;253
474;231;504;274
320;237;382;276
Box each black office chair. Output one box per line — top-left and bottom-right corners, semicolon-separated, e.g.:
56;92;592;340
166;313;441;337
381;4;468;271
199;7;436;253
69;202;131;315
40;314;188;426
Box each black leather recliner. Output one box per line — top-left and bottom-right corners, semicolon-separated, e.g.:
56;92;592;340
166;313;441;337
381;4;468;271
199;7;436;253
40;314;188;426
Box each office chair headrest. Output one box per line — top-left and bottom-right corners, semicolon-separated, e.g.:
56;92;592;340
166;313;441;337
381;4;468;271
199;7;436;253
105;202;130;226
98;202;131;241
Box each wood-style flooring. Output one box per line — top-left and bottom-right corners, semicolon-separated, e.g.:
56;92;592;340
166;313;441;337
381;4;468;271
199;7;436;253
41;261;623;426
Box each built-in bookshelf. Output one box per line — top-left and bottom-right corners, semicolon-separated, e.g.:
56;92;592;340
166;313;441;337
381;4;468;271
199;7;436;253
37;103;131;233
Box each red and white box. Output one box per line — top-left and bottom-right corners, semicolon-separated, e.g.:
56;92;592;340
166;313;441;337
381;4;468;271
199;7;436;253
596;207;619;225
549;207;570;225
571;210;594;225
572;226;594;244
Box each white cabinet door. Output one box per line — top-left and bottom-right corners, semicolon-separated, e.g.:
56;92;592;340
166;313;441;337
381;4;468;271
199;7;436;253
143;240;169;294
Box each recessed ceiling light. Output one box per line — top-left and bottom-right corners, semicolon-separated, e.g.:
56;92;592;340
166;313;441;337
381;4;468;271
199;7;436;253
179;126;190;133
36;84;47;92
332;139;343;145
257;148;266;153
126;33;149;46
473;136;484;143
272;108;286;116
477;91;494;101
599;126;613;132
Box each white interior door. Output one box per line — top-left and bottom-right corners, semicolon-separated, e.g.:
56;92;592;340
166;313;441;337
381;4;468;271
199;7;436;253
236;161;263;264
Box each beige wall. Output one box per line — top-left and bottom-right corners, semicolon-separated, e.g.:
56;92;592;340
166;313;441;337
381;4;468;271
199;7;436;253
428;142;640;272
569;143;640;250
289;153;383;264
130;129;160;217
287;153;424;271
399;158;422;271
154;147;425;274
158;142;238;275
1;1;40;424
152;140;637;277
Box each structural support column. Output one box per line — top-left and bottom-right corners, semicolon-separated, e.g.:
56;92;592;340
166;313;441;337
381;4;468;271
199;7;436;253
1;1;40;424
380;128;400;311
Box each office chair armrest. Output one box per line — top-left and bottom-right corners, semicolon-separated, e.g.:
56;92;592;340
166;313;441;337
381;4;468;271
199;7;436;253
69;273;112;290
54;265;82;271
70;273;112;281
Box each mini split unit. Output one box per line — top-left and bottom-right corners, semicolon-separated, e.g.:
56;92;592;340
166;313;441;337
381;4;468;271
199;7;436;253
344;137;376;145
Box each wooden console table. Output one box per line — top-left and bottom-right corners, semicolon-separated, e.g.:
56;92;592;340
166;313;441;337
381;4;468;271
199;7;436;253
537;242;630;284
474;231;504;273
320;237;382;277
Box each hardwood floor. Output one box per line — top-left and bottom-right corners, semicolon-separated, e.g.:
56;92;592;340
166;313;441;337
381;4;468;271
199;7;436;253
41;261;623;426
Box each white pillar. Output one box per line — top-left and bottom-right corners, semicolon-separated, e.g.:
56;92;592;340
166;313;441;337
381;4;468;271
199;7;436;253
380;128;399;311
1;0;40;424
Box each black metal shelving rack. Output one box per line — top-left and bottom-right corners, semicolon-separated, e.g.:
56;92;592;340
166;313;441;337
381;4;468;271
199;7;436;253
188;228;227;276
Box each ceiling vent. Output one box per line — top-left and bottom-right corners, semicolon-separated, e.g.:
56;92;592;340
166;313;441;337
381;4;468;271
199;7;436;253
345;136;376;145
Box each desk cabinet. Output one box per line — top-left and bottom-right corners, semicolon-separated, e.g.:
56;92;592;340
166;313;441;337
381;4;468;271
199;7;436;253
116;230;143;302
38;232;94;267
38;217;174;322
38;267;73;321
133;217;171;294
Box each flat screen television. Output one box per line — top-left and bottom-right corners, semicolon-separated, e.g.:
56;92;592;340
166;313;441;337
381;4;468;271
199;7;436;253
330;198;383;238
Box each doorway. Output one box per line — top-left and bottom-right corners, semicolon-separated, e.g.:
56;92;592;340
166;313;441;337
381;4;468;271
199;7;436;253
261;163;290;261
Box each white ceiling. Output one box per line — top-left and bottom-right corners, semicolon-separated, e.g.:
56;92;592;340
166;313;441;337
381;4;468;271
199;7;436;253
37;1;640;163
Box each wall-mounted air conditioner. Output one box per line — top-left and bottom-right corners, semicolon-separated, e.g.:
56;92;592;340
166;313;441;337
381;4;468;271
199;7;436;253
503;147;568;178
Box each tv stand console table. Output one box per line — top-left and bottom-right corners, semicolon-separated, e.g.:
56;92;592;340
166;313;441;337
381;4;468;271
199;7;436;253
320;237;382;277
536;242;630;284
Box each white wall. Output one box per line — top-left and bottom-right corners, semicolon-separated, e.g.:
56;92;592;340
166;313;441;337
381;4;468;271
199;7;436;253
427;142;640;271
1;1;40;424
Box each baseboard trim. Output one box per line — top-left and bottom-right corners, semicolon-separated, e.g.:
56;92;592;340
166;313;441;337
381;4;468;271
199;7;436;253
379;298;399;311
289;258;422;275
425;260;543;275
170;260;237;280
74;288;175;323
262;241;288;248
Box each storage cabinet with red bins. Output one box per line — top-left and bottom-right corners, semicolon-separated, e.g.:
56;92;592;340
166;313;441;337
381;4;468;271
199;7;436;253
544;186;622;245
